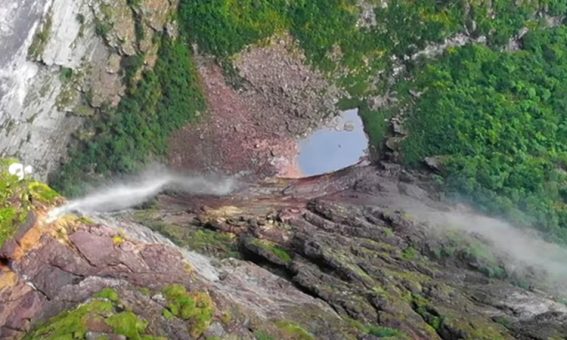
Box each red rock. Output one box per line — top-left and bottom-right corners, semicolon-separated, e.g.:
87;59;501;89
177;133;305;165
69;231;117;267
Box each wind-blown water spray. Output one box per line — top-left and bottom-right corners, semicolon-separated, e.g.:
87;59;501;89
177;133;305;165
377;192;567;293
48;168;237;221
392;199;567;291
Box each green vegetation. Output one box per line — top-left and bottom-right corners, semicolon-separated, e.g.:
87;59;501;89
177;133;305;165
106;312;149;339
162;284;215;337
179;0;288;57
411;294;445;333
26;288;161;340
94;18;112;39
366;325;404;338
26;299;113;339
186;229;239;258
358;102;392;152
28;15;52;59
96;287;120;302
432;231;506;279
254;330;275;340
59;67;74;82
179;0;558;88
347;318;407;339
178;0;466;78
53;35;205;195
275;320;315;340
401;26;567;241
0;160;61;248
94;3;114;39
401;246;418;261
251;238;293;263
131;211;240;258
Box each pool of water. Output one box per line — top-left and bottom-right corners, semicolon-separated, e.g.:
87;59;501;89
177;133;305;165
297;109;368;176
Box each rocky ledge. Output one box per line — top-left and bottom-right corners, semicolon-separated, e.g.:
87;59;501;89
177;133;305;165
0;162;353;339
1;162;567;339
132;164;567;339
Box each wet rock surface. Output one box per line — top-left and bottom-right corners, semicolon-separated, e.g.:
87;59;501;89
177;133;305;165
1;164;566;339
0;205;352;339
133;164;567;339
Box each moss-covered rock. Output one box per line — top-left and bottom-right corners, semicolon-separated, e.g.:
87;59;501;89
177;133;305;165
26;288;164;340
244;237;293;265
162;284;215;337
131;210;240;258
275;320;315;340
96;287;120;302
25;299;113;339
105;311;150;339
0;160;61;249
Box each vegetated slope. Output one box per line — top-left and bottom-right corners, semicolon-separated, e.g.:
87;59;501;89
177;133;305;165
53;0;567;242
52;37;205;196
400;26;567;242
3;161;567;339
179;0;567;240
54;1;554;184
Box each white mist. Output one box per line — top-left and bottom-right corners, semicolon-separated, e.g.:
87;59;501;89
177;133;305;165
48;168;237;221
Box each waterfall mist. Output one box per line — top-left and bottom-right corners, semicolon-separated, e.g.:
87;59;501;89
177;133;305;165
399;202;567;293
48;167;238;221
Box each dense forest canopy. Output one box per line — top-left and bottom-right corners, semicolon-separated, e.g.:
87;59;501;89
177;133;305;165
54;0;567;241
401;27;567;241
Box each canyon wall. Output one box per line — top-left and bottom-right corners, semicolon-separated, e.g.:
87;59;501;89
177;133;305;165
0;0;176;179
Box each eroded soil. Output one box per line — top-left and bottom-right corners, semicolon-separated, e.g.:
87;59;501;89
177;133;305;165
168;35;343;179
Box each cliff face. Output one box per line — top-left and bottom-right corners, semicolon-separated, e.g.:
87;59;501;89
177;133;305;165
0;0;176;179
1;164;567;339
0;163;354;339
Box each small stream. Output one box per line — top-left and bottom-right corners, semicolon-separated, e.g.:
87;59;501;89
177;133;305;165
297;109;368;176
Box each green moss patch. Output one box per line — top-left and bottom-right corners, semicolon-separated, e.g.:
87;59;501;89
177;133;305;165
28;15;52;59
96;288;120;302
275;321;314;340
131;213;240;258
27;182;60;204
162;284;215;337
26;300;114;339
27;288;161;340
0;160;61;249
254;330;275;340
366;325;405;338
410;294;445;333
251;238;293;264
401;246;418;261
106;311;149;339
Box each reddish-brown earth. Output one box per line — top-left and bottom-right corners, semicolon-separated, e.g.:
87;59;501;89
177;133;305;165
168;62;302;179
168;36;343;179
